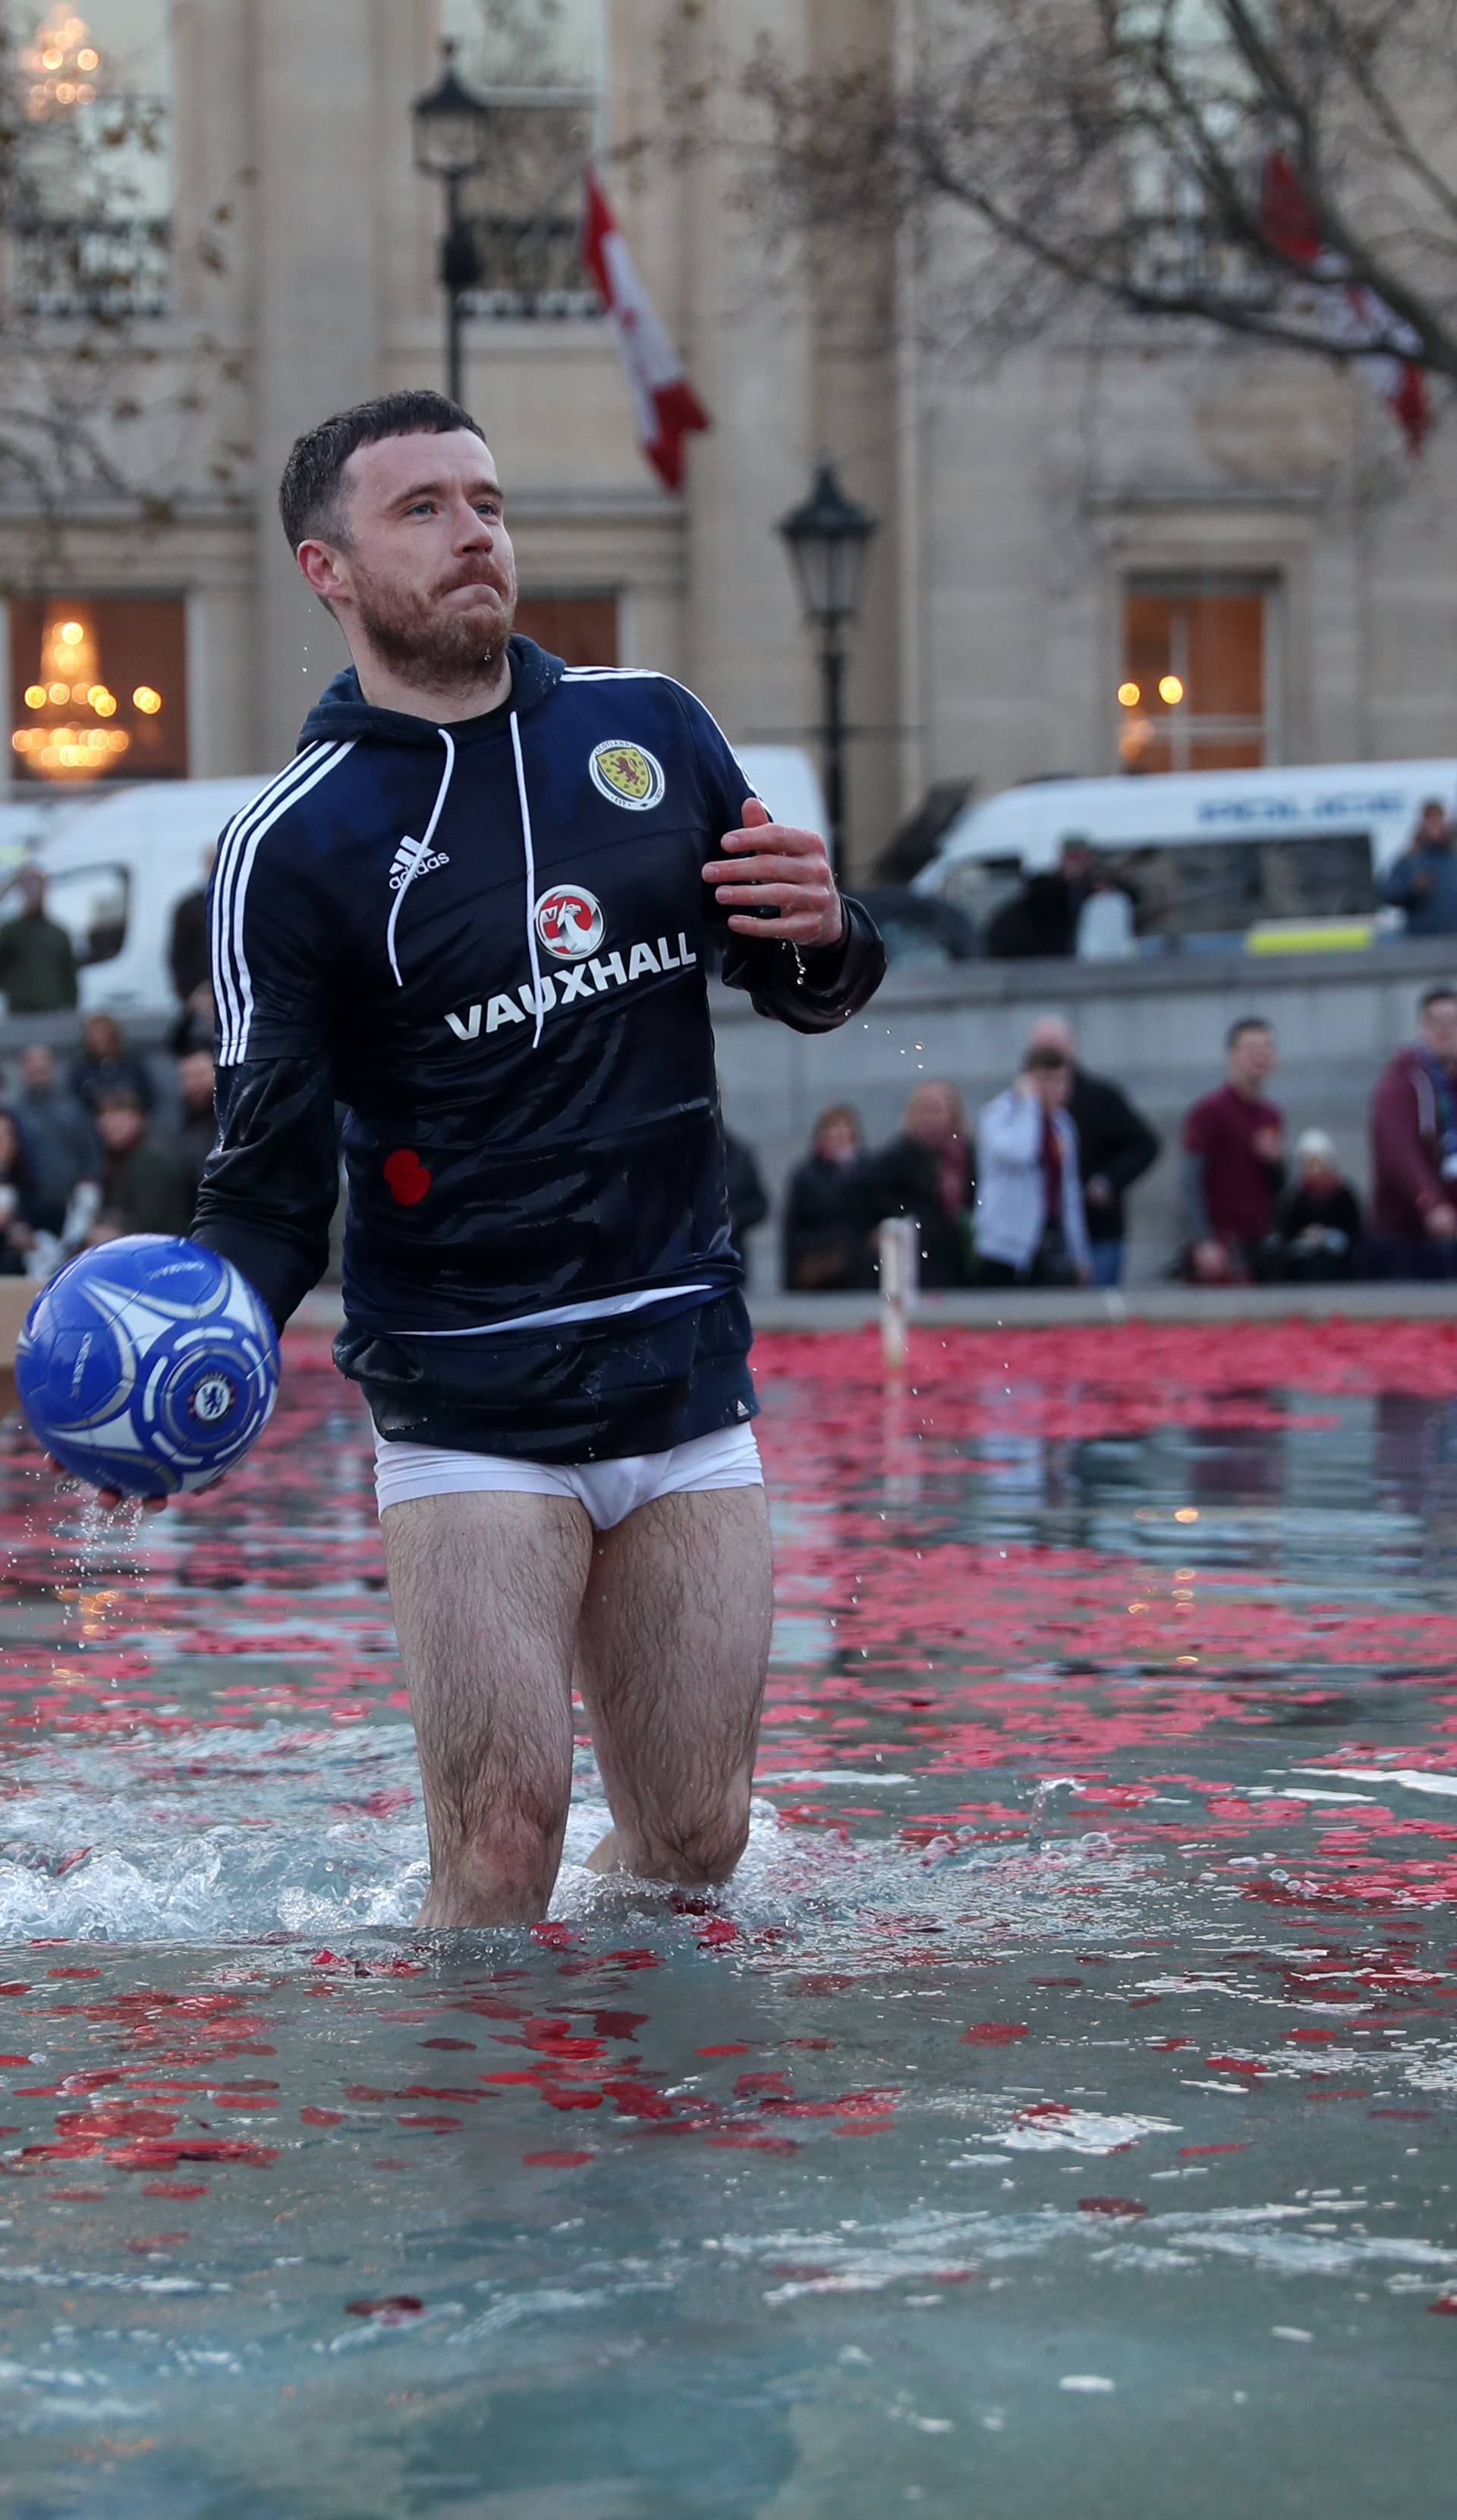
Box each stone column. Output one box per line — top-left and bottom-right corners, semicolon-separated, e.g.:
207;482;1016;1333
250;0;398;764
672;2;818;792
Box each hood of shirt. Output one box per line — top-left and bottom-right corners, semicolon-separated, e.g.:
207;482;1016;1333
296;633;565;751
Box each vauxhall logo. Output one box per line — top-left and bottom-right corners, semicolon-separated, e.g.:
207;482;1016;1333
444;929;697;1041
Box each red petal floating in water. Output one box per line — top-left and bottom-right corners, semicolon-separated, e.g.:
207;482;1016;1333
142;2181;209;2197
962;2023;1028;2046
54;2108;177;2137
522;2150;594;2168
1078;2197;1148;2218
706;2134;801;2155
346;2295;425;2321
108;2139;277;2169
299;2108;345;2127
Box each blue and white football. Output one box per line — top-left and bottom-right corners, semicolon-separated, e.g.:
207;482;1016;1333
16;1236;279;1499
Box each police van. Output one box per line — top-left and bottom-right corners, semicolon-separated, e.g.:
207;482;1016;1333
0;745;826;1019
914;758;1457;950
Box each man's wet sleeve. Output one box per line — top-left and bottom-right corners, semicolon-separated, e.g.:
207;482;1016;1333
719;896;887;1034
191;1058;340;1332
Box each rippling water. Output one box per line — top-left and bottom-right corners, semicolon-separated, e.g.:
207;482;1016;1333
2;1321;1457;2516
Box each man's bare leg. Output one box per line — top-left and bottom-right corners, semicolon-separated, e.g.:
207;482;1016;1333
577;1485;773;1885
382;1489;593;1926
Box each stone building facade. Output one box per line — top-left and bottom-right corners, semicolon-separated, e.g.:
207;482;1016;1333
2;0;1453;876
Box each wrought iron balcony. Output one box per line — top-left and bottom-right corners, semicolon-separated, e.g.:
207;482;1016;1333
461;210;602;320
1124;209;1276;307
10;216;172;319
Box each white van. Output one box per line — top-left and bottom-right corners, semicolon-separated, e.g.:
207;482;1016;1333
0;744;829;1020
914;758;1457;946
0;779;259;1017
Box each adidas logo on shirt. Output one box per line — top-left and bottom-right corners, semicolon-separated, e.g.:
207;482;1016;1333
389;835;450;891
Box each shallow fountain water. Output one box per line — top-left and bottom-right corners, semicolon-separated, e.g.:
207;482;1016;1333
1;1322;1455;2515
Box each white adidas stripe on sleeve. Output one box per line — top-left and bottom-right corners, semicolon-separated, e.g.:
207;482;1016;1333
212;742;354;1063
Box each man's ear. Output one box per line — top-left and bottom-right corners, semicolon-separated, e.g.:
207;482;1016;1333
296;537;348;606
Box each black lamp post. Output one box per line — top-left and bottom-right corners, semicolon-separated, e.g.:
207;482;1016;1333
776;455;878;873
411;41;491;405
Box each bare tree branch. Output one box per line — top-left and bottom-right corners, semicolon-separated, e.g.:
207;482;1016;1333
713;0;1457;407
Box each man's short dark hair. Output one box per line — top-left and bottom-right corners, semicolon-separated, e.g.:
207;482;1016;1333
277;390;486;553
1226;1016;1273;1051
1420;984;1457;1014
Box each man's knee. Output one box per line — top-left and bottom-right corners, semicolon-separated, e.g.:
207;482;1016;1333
430;1772;568;1885
652;1798;751;1885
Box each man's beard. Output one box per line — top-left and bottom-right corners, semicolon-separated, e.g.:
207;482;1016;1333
348;559;517;696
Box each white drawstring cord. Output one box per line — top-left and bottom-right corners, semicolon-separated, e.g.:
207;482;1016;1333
385;727;457;987
510;710;546;1050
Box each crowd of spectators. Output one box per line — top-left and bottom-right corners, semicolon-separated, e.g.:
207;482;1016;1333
0;1016;212;1277
782;1014;1161;1291
0;859;219;1280
2;851;1456;1299
982;798;1457;963
778;984;1457;1291
986;836;1147;963
1173;988;1457;1286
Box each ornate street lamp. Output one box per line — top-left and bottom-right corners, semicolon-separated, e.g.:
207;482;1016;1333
777;456;877;872
411;40;491;404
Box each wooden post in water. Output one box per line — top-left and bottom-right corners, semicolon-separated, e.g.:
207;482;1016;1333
877;1216;919;1372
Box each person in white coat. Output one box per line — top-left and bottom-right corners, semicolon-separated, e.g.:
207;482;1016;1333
974;1044;1092;1285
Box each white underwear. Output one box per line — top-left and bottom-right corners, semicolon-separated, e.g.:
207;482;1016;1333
373;1421;763;1532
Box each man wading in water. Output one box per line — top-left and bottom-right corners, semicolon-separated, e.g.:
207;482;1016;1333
121;389;882;1923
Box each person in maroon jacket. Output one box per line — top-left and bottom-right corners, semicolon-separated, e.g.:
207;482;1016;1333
1368;984;1457;1279
1181;1017;1285;1282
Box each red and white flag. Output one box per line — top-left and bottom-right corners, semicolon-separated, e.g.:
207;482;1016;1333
1260;152;1430;453
581;168;710;491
